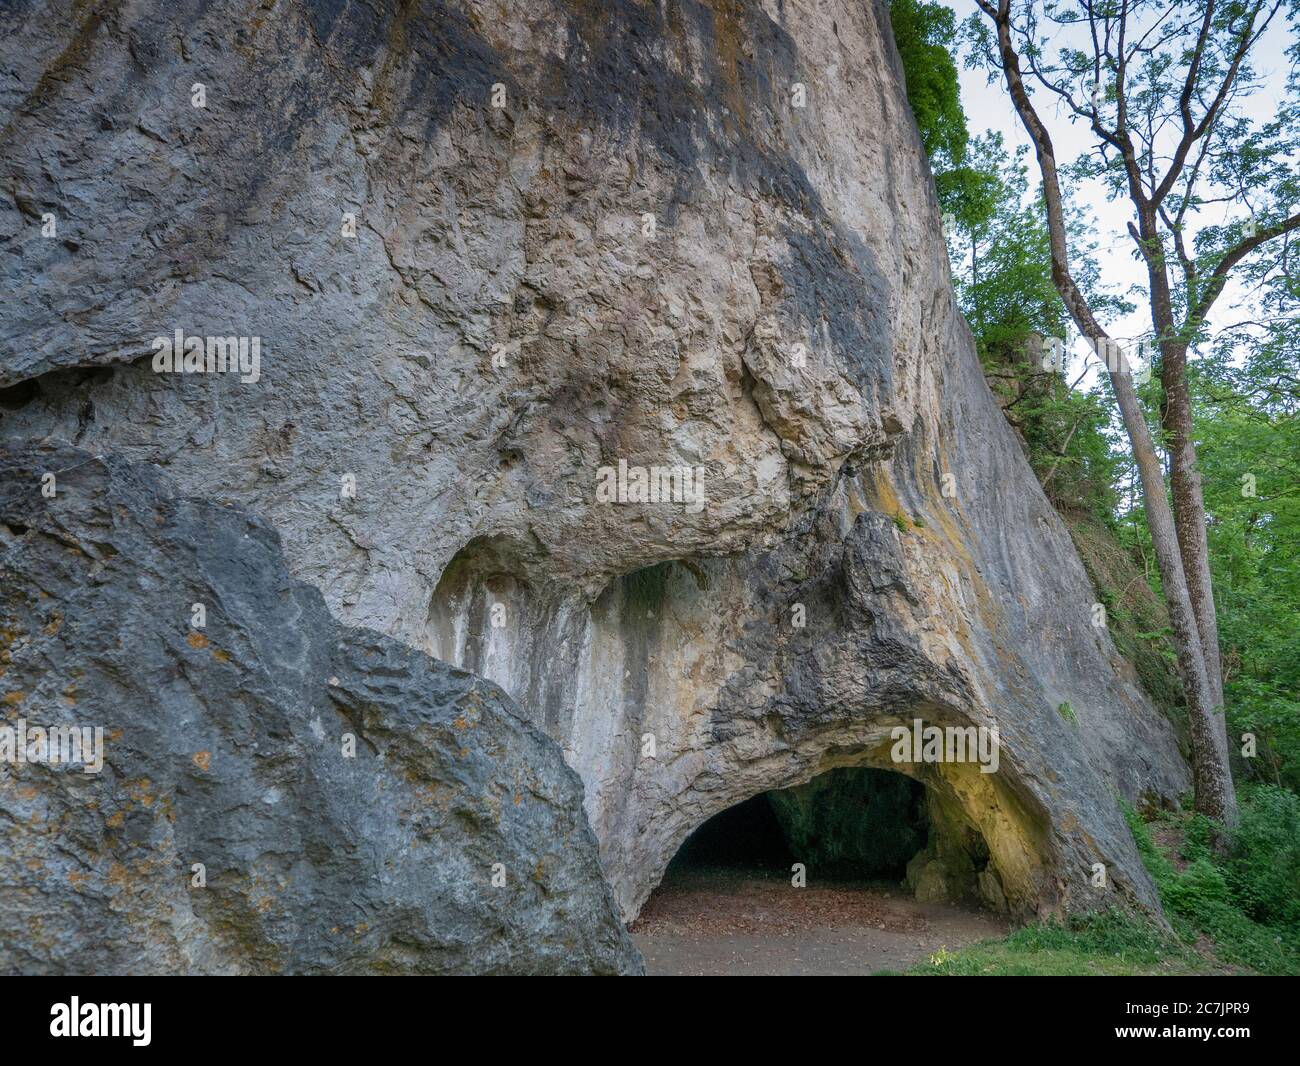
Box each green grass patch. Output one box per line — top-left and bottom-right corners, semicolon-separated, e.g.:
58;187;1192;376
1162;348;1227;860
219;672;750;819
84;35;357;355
906;909;1201;976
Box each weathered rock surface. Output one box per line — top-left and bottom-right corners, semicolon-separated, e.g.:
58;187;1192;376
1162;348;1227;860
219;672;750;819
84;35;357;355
0;445;641;975
1;0;1190;942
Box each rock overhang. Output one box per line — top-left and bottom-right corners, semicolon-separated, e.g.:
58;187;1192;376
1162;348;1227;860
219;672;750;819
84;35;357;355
0;0;1190;954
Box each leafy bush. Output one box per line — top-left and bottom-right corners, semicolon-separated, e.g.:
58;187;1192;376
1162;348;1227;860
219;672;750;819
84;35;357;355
1159;857;1232;915
1225;785;1300;929
1123;798;1300;975
1227;680;1300;792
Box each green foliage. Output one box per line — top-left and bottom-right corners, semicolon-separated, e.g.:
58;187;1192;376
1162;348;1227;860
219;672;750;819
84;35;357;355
1103;323;1300;781
952;3;1300;804
1224;785;1300;929
1123;800;1300;975
903;799;1300;977
999;908;1178;967
1192;344;1300;789
893;3;1132;525
892;8;1300;969
887;0;998;232
939;131;1128;521
949;134;1065;351
1123;801;1173;877
1228;680;1300;792
956;0;1300;797
1159;857;1233;913
887;2;967;170
961;1;1300;351
1180;899;1300;975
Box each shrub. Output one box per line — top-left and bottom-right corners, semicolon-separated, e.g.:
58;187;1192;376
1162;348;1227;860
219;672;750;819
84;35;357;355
1160;857;1232;916
1123;795;1300;975
1226;785;1300;929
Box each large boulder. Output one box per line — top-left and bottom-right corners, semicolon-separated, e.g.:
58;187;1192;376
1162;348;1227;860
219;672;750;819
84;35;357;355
0;445;641;974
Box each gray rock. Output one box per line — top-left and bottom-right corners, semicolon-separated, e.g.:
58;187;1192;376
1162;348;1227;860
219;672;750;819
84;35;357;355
0;0;1190;942
0;445;641;975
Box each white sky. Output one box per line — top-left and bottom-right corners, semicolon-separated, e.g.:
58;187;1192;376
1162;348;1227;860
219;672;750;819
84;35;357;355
947;1;1298;386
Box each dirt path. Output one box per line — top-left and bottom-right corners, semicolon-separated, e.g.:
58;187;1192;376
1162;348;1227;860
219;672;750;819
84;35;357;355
630;865;1007;976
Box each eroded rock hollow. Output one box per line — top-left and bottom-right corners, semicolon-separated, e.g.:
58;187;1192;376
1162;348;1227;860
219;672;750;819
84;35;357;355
1;0;1189;970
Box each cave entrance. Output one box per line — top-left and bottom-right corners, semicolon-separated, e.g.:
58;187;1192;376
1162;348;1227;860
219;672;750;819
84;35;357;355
664;766;929;883
667;791;797;873
633;766;1011;974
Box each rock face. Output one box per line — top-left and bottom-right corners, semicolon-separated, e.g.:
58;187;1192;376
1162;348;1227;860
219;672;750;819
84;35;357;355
1;0;1189;947
0;445;641;975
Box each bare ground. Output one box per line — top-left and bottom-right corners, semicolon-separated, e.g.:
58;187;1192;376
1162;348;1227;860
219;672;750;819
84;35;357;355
629;865;1008;976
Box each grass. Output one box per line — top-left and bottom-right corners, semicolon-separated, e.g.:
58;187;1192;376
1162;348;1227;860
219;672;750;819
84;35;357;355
900;791;1300;976
901;909;1207;976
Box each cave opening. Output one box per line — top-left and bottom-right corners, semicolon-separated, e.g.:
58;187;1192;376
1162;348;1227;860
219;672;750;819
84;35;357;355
668;792;797;872
665;766;930;882
633;765;1014;975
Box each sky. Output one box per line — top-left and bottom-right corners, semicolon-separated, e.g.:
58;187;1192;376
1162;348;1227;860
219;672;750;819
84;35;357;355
946;1;1298;387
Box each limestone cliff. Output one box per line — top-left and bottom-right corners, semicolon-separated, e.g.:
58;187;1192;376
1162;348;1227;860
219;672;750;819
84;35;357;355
0;0;1189;967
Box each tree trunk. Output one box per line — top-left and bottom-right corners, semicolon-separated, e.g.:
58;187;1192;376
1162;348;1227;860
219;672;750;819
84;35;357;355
1137;210;1226;715
1161;340;1226;710
979;0;1238;825
1111;371;1238;826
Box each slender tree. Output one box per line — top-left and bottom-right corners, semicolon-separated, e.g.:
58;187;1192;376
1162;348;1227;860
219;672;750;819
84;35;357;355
969;0;1300;825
